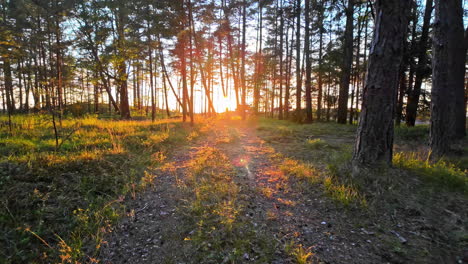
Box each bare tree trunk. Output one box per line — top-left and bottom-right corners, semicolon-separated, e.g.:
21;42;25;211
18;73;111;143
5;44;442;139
116;7;131;119
337;0;354;124
55;11;63;121
240;0;247;120
278;6;285;120
162;68;170;117
454;26;468;138
148;40;156;122
406;0;432;126
3;57;13;132
17;60;23;111
317;2;325;121
253;2;263;114
285;24;294;119
188;0;195;125
352;0;410;171
304;0;312;123
295;0;302;121
430;0;465;157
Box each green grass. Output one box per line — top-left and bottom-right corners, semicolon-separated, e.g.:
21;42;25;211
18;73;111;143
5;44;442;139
394;125;429;141
393;152;468;194
257;117;467;197
306;138;328;149
257;117;357;137
0;113;199;263
180;146;276;262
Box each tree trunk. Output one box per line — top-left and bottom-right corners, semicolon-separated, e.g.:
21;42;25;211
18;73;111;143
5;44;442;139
304;0;312;123
405;0;432;126
454;26;468;139
148;41;156;122
285;25;294;120
295;0;302;121
188;0;195;124
337;0;354;124
240;0;247;120
278;6;284;120
253;2;262;114
352;0;410;170
430;0;465;157
317;2;325;121
116;7;131;119
3;56;14;131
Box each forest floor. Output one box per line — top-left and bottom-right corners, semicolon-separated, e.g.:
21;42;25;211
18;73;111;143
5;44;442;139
99;116;468;264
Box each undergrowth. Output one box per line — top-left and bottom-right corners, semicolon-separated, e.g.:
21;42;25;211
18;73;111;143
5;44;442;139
0;114;199;263
393;152;467;194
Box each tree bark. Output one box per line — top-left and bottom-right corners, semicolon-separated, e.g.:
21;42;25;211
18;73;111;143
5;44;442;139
295;0;302;120
304;0;312;123
317;2;325;121
278;6;284;120
352;0;410;170
405;0;432;126
240;0;247;120
430;0;465;157
337;0;354;124
116;6;131;119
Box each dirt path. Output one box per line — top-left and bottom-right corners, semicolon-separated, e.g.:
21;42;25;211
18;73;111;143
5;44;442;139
99;119;387;263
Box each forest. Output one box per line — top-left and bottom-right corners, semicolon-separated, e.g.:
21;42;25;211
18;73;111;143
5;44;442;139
0;0;467;263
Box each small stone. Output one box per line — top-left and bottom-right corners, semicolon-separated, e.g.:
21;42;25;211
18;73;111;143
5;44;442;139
321;221;327;225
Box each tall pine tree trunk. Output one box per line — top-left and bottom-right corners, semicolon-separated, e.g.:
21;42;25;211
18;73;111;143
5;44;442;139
352;0;410;171
430;0;465;157
295;0;302;121
304;0;312;123
337;0;354;124
116;7;131;119
317;2;325;121
405;0;432;126
240;0;247;120
278;6;284;120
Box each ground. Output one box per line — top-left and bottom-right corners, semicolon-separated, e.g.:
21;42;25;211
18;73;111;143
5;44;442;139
98;116;468;264
0;114;466;263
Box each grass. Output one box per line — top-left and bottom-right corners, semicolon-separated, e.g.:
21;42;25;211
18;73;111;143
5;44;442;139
257;118;467;199
393;152;468;194
180;146;276;262
256;117;467;262
0;113;199;263
306;138;331;150
394;125;429;142
259;118;366;207
284;241;314;264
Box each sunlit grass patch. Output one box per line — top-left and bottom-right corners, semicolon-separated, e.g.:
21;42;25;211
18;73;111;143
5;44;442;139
180;146;276;262
259;186;275;198
284;240;315;264
185;147;238;227
306;138;332;150
393;152;468;194
277;198;296;206
186;130;199;141
323;177;366;207
279;159;321;184
0;114;196;263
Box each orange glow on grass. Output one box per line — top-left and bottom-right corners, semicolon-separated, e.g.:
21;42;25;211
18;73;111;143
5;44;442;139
233;155;250;167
